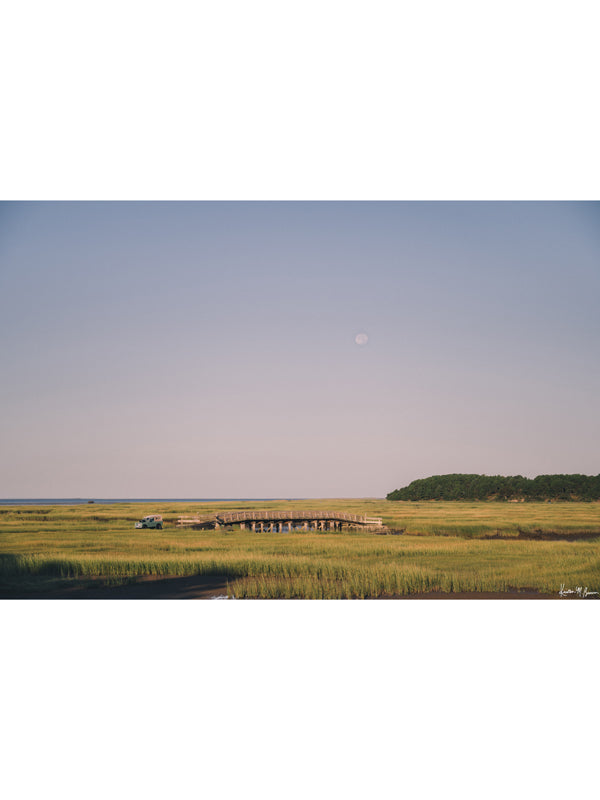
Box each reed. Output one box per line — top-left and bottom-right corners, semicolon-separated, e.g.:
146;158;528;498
1;501;599;597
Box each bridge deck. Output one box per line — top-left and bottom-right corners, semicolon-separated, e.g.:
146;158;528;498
177;510;383;527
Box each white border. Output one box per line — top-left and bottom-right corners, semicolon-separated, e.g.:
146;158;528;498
2;1;598;797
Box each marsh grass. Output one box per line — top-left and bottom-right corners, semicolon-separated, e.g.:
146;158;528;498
1;501;599;597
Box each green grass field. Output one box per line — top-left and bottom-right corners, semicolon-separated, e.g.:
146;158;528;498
1;499;600;598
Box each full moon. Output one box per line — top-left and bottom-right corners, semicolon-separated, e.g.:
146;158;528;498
355;333;369;346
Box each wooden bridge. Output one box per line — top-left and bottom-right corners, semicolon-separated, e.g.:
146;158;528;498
177;509;385;532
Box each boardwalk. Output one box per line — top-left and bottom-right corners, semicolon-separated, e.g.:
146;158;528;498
177;509;384;532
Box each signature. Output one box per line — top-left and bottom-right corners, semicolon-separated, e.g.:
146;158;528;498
559;584;599;598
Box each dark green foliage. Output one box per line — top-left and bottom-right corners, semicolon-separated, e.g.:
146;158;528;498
386;473;600;501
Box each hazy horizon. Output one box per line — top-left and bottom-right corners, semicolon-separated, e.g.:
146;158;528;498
2;201;599;497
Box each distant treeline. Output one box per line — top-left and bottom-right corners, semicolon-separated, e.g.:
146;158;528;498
386;473;600;502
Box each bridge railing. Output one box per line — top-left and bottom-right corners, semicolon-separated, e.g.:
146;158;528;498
177;511;383;527
217;510;383;525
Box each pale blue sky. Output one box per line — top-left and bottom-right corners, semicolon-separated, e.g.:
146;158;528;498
1;202;598;497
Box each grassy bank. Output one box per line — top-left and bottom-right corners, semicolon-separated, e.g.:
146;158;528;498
0;500;600;598
1;500;599;597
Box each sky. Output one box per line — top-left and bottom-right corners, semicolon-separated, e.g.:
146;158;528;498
1;201;599;498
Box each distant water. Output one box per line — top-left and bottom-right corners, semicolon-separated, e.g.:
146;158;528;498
0;498;293;506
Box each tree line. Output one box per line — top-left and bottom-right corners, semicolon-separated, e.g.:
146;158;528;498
386;473;600;501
